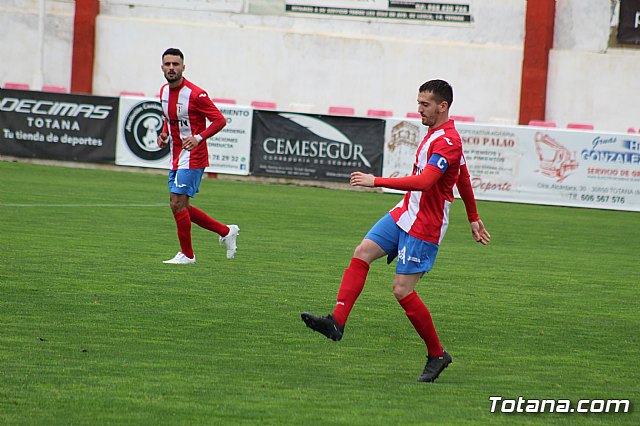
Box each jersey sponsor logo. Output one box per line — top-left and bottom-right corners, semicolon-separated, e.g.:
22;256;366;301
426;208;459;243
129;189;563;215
169;118;189;127
122;100;170;161
444;136;453;146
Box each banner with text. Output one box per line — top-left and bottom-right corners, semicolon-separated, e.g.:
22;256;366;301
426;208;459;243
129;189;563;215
251;111;385;181
115;97;252;175
286;0;473;23
208;105;252;175
382;121;640;212
0;89;118;163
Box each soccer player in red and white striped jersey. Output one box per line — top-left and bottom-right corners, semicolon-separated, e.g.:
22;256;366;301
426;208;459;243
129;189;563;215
157;48;239;264
302;80;490;382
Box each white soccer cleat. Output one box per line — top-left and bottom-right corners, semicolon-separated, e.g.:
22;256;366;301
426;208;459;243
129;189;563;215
219;225;239;259
163;251;196;264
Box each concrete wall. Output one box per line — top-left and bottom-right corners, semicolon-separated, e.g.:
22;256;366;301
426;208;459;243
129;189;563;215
2;0;638;132
547;0;639;131
1;0;74;90
93;0;526;124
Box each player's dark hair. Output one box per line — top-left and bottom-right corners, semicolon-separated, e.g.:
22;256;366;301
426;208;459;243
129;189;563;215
419;79;453;108
162;48;184;61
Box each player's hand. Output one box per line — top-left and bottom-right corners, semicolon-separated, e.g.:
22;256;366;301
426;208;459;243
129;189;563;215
157;132;169;148
470;219;491;245
350;172;376;187
182;135;200;151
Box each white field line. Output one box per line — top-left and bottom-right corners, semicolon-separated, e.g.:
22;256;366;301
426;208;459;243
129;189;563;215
0;203;166;207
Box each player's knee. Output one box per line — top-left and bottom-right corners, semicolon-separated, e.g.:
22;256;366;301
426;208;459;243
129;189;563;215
353;240;380;262
353;243;377;263
169;199;187;213
352;243;368;259
393;283;412;300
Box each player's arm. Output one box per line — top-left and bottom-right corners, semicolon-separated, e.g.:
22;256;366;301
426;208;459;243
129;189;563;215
157;117;169;148
457;162;479;222
182;93;227;150
195;94;226;141
351;150;450;192
372;164;441;191
457;162;491;245
157;85;170;148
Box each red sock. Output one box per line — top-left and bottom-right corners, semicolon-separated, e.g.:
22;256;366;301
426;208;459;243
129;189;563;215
332;258;370;327
188;206;229;237
173;209;194;259
398;291;443;357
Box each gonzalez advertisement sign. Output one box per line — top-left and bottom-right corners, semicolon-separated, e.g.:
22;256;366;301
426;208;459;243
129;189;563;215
458;123;640;212
0;89;118;163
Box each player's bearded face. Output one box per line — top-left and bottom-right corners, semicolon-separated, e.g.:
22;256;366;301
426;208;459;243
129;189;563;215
417;91;443;127
162;55;185;83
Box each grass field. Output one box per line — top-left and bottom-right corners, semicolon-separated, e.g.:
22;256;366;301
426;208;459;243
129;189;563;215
1;161;638;425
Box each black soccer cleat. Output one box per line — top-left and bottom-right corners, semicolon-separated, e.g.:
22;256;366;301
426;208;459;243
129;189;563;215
301;312;344;341
417;350;453;382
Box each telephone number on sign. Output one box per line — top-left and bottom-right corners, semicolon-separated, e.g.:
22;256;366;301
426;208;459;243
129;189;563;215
581;194;625;204
211;155;240;162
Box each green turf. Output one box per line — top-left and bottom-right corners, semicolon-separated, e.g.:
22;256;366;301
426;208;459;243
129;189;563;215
1;161;638;425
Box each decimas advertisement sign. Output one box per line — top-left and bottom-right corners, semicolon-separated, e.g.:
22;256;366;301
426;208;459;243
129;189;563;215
286;0;473;23
0;89;118;163
116;97;252;175
617;0;640;45
251;111;385;181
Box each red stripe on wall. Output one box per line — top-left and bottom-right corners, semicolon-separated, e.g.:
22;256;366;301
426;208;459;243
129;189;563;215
519;0;556;125
70;0;99;94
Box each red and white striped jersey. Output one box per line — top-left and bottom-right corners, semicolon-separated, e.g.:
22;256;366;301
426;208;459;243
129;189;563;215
160;78;226;170
389;120;463;245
